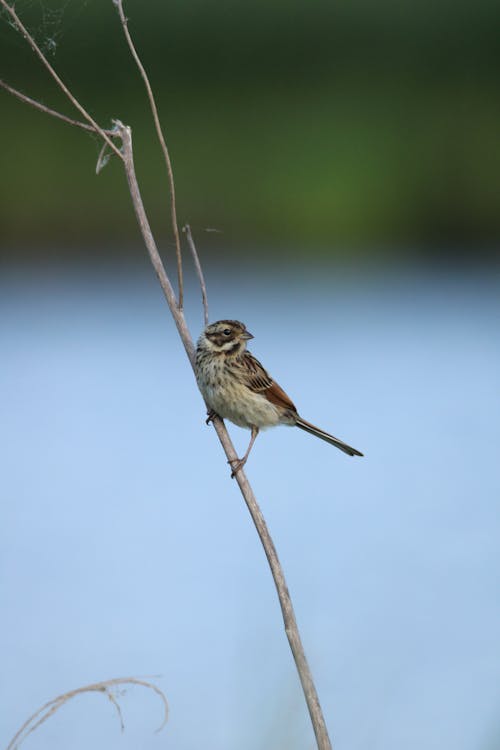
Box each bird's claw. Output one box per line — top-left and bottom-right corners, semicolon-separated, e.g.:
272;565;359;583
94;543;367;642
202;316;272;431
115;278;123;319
205;409;218;425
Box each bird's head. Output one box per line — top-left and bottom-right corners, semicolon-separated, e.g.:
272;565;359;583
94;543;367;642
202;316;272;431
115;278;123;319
199;320;254;355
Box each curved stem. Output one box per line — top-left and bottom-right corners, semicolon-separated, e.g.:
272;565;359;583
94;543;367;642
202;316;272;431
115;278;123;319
6;677;168;750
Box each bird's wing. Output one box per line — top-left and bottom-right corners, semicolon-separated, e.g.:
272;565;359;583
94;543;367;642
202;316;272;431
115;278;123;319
231;352;297;413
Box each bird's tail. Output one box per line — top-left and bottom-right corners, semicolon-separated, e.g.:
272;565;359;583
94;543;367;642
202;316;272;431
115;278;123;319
295;417;363;457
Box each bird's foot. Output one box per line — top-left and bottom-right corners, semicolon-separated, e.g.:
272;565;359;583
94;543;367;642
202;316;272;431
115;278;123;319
228;456;247;478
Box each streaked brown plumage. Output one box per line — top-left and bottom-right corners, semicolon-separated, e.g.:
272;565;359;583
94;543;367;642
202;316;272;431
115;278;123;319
195;319;363;475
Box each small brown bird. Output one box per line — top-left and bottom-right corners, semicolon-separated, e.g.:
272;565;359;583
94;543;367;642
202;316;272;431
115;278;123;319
195;320;363;475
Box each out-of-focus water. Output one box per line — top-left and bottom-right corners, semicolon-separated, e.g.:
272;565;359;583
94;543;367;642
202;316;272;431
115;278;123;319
1;262;499;750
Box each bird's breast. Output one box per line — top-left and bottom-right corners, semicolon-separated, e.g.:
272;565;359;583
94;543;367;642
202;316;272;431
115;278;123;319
195;352;281;429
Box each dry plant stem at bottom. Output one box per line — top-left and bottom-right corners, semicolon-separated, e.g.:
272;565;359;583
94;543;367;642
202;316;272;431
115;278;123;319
6;677;168;750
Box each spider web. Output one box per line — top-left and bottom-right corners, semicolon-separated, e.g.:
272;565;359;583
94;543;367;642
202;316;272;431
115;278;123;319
0;0;89;57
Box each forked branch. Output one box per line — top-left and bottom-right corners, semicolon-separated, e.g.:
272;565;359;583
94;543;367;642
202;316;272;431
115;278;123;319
0;0;122;160
0;5;333;749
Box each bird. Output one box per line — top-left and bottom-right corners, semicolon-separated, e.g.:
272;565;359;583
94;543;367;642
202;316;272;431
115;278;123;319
195;319;363;476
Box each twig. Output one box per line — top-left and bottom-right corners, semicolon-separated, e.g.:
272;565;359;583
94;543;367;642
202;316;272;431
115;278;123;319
0;0;122;161
183;224;209;325
6;677;168;750
114;0;184;310
0;80;117;136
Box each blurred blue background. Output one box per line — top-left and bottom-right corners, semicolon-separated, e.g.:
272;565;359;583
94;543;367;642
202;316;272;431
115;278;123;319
1;0;500;748
1;265;499;749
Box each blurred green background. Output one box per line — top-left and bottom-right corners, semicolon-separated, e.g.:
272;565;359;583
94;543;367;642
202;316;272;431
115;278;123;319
1;0;499;261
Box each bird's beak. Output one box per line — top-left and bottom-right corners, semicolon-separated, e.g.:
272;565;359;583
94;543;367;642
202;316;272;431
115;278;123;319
242;330;254;340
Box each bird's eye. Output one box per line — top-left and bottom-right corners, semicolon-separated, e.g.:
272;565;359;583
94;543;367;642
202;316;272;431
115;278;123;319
223;329;231;336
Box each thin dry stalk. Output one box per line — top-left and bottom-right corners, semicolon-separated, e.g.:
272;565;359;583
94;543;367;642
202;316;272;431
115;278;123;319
6;677;168;750
183;224;209;325
116;117;334;750
0;79;116;136
0;5;333;749
114;0;184;310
